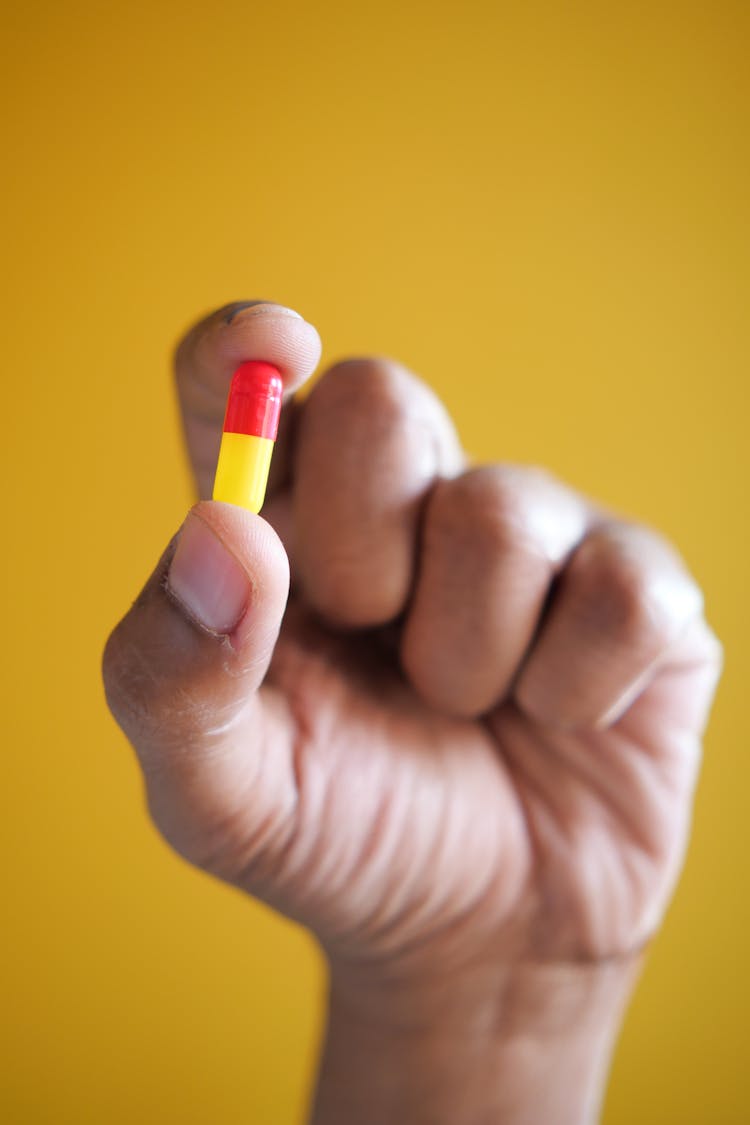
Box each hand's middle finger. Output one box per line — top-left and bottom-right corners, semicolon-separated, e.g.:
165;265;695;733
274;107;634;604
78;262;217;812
292;358;464;628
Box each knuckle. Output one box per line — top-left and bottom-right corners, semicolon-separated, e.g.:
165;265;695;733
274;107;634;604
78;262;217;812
569;527;700;647
314;355;411;418
306;359;463;477
429;465;550;557
312;357;424;435
583;554;653;642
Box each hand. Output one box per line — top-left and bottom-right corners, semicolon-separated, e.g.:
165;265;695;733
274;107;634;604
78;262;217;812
103;302;721;1124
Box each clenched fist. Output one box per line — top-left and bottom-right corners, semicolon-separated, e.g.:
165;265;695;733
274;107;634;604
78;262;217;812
103;302;721;1125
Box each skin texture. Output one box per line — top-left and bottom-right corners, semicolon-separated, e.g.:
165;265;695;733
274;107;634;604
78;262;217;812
103;303;722;1124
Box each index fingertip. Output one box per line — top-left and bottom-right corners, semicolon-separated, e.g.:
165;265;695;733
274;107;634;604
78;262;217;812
217;303;322;397
176;301;322;402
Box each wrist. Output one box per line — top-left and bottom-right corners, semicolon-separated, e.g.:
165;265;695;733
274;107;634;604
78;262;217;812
311;954;644;1125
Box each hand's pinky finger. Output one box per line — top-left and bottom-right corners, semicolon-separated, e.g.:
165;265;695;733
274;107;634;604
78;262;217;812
514;524;705;730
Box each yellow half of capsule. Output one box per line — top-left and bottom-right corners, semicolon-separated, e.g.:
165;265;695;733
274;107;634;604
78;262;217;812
212;432;275;513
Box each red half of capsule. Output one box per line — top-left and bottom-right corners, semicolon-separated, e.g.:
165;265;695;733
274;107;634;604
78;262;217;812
222;361;283;439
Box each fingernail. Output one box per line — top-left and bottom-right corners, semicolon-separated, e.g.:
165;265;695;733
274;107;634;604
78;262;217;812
223;300;303;325
167;515;250;633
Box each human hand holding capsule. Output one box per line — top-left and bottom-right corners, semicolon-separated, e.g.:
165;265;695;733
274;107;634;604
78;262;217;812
103;301;721;1125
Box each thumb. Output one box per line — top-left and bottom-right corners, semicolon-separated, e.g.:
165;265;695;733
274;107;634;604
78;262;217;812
103;500;296;882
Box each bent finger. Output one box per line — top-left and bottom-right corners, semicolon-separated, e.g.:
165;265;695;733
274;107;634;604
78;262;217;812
401;465;588;717
292;358;464;628
514;523;705;729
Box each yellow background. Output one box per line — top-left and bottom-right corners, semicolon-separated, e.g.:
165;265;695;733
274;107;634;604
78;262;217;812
2;1;747;1121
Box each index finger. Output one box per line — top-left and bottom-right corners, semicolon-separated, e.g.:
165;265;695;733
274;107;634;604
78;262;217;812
174;301;322;498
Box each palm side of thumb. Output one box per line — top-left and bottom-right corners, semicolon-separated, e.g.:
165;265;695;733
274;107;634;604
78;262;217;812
102;501;297;882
